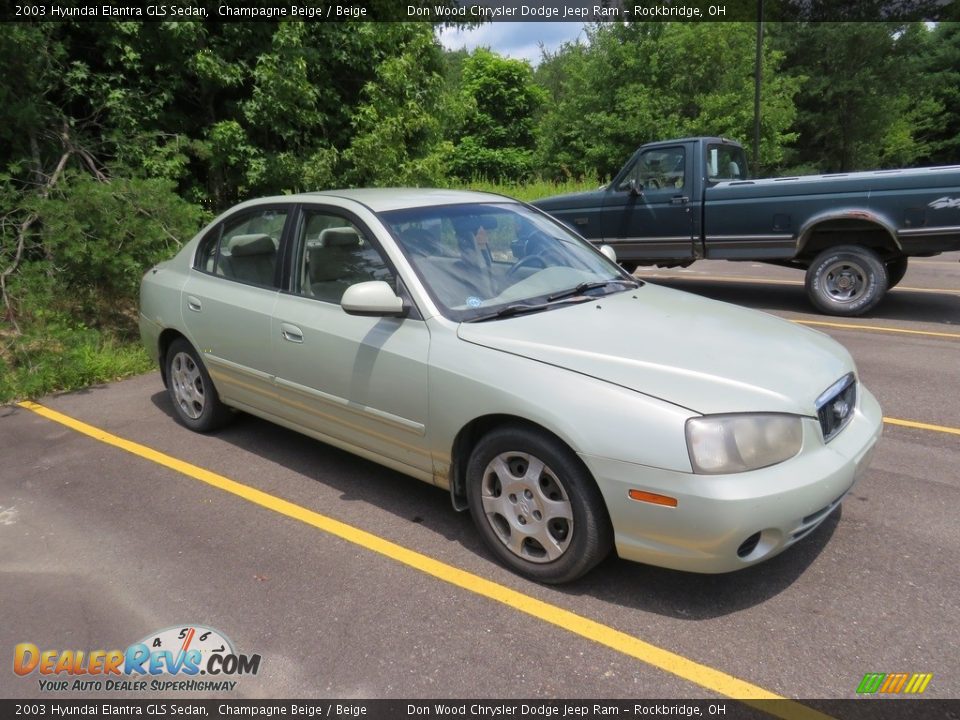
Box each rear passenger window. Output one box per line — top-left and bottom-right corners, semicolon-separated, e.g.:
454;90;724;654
295;210;394;304
195;208;288;289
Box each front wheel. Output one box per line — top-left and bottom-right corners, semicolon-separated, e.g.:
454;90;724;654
466;426;612;584
166;338;232;432
805;245;888;316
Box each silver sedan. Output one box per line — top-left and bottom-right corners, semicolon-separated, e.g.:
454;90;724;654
139;189;883;583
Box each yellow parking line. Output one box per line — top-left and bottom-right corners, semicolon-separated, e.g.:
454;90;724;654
639;273;804;287
639;274;960;296
884;417;960;437
792;319;960;340
17;400;830;720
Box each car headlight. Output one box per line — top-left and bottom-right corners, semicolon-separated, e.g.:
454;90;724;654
685;414;803;474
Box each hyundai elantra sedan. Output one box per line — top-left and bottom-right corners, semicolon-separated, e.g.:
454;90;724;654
139;189;882;583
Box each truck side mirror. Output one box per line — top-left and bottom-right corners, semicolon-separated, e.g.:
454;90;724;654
626;178;643;197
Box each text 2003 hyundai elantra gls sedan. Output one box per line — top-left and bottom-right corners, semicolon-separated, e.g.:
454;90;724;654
139;189;882;583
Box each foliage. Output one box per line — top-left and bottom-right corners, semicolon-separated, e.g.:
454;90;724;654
911;22;960;165
0;317;153;403
769;22;942;172
344;24;447;186
446;49;546;181
535;22;801;180
30;172;206;322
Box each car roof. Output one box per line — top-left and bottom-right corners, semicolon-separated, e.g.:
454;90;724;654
243;188;520;214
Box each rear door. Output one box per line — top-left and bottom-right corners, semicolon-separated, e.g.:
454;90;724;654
180;205;291;409
600;144;696;261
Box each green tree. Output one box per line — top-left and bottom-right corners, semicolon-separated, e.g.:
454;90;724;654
344;24;447;186
912;22;960;165
535;22;800;181
771;22;931;172
447;49;546;181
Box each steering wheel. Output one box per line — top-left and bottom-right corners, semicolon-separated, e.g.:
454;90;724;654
645;178;661;190
505;253;547;278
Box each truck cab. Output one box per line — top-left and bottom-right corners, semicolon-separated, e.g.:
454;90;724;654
536;138;749;269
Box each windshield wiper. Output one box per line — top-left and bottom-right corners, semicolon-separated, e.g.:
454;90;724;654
465;296;591;323
546;278;639;303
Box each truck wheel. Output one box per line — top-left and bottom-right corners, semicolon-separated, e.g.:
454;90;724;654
886;257;908;289
805;245;888;316
466;426;612;584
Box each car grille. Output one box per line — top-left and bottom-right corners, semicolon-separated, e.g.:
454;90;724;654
816;373;857;443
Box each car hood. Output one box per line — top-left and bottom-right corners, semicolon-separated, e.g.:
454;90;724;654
457;284;854;416
532;189;605;212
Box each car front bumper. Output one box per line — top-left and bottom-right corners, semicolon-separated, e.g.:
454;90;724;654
580;386;883;574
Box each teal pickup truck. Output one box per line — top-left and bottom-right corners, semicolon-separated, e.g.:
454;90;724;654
533;137;960;316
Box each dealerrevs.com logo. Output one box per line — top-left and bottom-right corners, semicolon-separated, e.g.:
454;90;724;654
13;625;261;693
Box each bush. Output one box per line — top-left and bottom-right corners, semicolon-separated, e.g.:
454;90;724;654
0;313;153;403
0;170;206;401
31;172;206;327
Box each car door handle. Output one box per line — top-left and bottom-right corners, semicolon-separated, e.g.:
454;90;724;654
280;323;303;344
670;195;690;206
187;296;202;312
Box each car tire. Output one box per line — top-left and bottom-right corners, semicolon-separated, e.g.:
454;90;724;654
805;245;888;316
886;256;908;289
165;338;232;433
466;426;612;584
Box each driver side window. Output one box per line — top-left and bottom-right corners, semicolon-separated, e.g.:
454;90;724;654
618;147;686;192
295;210;394;305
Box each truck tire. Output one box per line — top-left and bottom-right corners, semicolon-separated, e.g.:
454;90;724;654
805;245;888;316
886;257;908;289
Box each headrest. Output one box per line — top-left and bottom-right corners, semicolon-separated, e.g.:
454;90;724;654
319;227;360;248
228;233;275;256
308;243;353;282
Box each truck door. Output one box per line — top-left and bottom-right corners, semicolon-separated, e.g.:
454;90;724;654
600;144;696;261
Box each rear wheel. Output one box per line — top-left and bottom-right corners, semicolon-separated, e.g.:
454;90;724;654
166;338;232;432
805;245;888;316
466;426;612;584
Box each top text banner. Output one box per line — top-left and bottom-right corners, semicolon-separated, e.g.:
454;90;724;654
4;0;957;22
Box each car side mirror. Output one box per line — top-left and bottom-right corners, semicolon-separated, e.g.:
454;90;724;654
626;178;643;197
599;245;617;263
341;281;408;318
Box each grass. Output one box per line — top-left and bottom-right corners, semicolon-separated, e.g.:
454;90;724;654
0;321;154;403
441;176;601;202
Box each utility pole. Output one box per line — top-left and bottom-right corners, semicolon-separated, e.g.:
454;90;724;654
753;0;764;173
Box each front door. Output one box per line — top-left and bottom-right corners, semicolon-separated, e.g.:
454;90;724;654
269;206;432;477
601;144;696;261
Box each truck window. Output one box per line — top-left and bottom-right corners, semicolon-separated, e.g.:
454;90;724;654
707;144;749;181
617;147;686;191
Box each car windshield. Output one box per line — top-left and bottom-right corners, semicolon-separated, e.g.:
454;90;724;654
378;202;635;322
